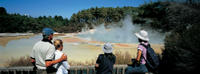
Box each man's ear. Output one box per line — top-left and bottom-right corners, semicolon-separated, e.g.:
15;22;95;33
48;35;52;40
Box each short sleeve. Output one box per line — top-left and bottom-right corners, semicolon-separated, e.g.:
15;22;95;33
138;44;145;51
30;45;36;58
45;45;55;60
96;54;103;64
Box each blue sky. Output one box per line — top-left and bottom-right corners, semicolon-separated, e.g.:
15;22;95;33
0;0;157;19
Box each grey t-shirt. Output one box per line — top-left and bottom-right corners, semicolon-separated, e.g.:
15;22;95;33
31;41;55;69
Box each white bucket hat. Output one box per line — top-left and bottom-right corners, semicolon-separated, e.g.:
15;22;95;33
135;30;149;41
102;43;113;53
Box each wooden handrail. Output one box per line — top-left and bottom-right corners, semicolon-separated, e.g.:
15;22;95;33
0;65;127;74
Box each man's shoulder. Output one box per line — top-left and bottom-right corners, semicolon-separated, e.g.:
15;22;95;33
97;54;104;59
33;41;42;47
34;41;44;45
33;41;54;50
99;54;104;57
35;41;53;46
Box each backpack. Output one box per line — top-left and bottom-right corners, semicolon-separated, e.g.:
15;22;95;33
140;44;160;72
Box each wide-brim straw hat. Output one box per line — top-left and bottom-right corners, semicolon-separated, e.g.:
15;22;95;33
102;43;113;53
135;30;149;41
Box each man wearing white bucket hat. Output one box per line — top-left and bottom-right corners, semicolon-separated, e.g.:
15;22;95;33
95;43;116;74
126;30;149;74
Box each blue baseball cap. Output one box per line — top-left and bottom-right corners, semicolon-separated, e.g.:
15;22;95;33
42;28;55;36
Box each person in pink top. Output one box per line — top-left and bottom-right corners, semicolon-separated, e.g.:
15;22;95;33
126;30;149;74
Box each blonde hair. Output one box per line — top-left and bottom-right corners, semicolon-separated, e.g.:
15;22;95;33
54;39;63;49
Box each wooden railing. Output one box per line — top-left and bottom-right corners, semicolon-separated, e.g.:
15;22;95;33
0;65;127;74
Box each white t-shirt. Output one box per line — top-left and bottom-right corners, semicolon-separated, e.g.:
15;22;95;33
54;50;70;74
31;41;55;69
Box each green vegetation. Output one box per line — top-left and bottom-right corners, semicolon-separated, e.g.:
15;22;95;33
160;24;200;73
0;6;138;33
69;7;138;31
156;0;200;73
0;0;199;33
0;7;68;33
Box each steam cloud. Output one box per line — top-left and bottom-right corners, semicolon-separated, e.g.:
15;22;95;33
78;15;165;44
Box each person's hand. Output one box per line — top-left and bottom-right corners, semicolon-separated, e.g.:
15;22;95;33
31;58;35;63
61;54;67;61
135;60;140;66
45;61;52;67
95;63;99;70
95;64;99;68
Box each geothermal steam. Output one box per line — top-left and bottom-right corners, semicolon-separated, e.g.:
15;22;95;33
78;16;165;44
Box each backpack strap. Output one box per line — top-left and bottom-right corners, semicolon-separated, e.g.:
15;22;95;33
140;43;155;69
139;43;149;63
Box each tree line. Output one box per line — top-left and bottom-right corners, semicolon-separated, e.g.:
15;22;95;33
0;7;69;33
0;0;199;33
0;6;139;33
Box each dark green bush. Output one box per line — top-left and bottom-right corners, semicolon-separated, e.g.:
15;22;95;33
160;24;200;73
157;1;200;73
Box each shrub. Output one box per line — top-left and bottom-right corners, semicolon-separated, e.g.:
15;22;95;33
115;51;132;64
5;55;32;67
159;24;200;73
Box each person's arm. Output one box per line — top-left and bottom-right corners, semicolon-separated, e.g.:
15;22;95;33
30;51;37;70
31;57;36;65
62;61;70;70
45;54;67;67
136;50;142;63
95;64;99;68
30;47;37;69
95;54;102;68
30;57;37;70
45;45;67;67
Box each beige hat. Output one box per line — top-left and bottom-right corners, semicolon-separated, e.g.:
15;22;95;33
135;30;149;41
102;43;113;53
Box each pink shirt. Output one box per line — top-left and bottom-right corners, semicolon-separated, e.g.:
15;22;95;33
137;42;148;64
